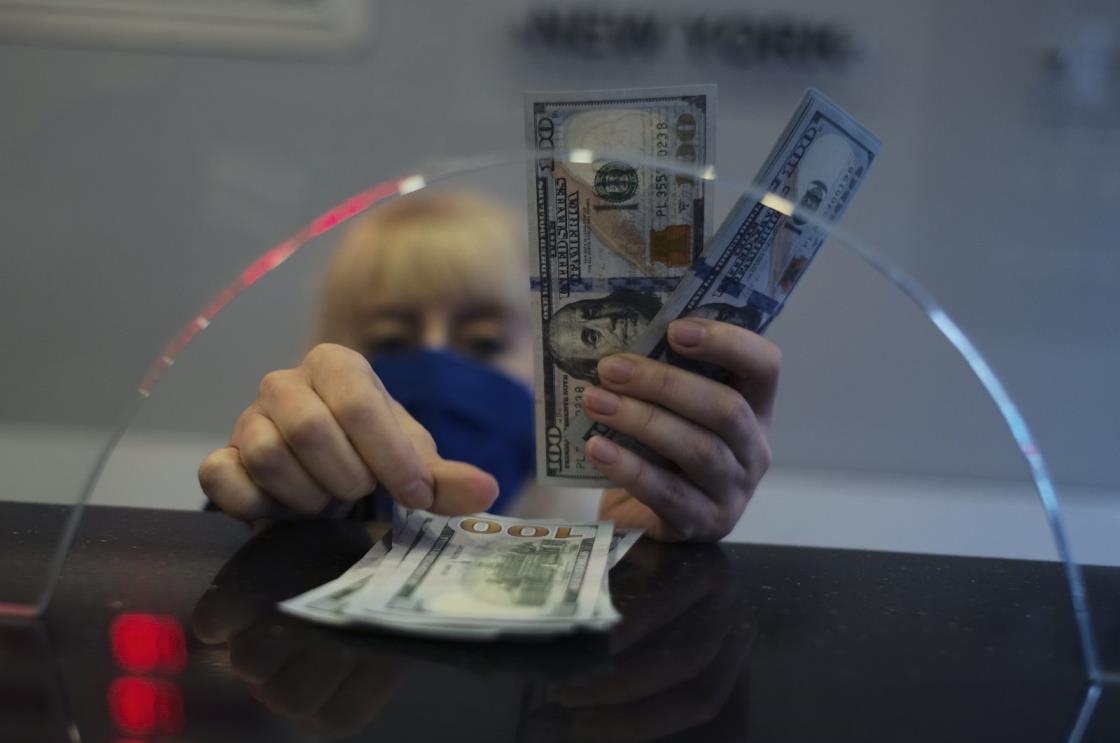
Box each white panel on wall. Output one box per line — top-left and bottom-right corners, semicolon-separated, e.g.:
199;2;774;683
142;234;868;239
0;0;1116;493
0;0;374;59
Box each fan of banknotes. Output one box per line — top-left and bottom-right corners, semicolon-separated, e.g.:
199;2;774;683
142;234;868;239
281;86;879;641
527;86;879;484
281;510;642;640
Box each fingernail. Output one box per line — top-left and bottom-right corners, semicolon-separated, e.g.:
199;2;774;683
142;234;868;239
588;436;619;464
598;355;634;384
669;319;704;347
400;480;433;510
582;386;620;416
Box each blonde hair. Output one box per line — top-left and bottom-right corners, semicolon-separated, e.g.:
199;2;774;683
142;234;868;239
316;190;527;349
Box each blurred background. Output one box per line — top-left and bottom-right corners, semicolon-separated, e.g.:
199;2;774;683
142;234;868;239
1;0;1117;562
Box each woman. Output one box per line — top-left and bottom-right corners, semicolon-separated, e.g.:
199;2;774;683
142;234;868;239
198;191;780;542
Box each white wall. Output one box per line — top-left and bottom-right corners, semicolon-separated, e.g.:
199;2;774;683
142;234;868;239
1;1;1118;528
5;422;1116;564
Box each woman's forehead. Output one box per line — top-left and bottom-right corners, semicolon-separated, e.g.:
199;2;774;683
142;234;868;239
360;295;519;322
358;257;523;312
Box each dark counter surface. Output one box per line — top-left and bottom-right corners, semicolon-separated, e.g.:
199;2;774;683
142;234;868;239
1;502;1117;742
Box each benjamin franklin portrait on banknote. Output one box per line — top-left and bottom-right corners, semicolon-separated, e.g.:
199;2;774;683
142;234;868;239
546;290;764;383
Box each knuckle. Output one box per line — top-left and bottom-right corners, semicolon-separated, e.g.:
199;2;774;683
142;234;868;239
716;394;753;434
305;343;373;377
673;514;699;542
635;402;659;437
291;492;331;515
287;413;333;451
338;468;376;501
756;439;774;473
624;453;649;491
686;433;724;472
412;425;437;453
196;451;228;494
333;396;376;431
651;362;673;398
258;369;292;400
716;502;744;538
232;406;255;438
304;342;343;368
758;342;782;381
656;478;690;527
241;441;287;481
395;406;436;453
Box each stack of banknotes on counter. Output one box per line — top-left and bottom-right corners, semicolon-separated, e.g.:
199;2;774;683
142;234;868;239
281;510;642;640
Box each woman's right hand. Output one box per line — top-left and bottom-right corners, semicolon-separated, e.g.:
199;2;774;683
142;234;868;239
198;343;499;521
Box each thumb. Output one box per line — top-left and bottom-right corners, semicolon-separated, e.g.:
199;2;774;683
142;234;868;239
391;399;499;515
424;456;500;515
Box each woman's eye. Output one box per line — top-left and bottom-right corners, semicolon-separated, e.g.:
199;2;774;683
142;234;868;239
366;337;412;356
581;328;600;348
461;336;507;360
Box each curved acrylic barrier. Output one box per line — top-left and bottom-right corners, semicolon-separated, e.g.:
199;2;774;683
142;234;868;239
5;151;1114;715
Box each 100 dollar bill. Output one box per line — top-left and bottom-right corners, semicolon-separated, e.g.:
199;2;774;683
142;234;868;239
279;511;426;626
527;86;716;485
282;512;641;634
564;89;881;477
344;513;614;630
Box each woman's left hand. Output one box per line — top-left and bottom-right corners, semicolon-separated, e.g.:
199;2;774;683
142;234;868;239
582;317;780;542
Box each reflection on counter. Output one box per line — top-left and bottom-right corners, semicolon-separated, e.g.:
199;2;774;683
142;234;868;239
4;505;1110;742
191;520;755;741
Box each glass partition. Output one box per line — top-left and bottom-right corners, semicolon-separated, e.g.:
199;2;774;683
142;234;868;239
3;149;1114;739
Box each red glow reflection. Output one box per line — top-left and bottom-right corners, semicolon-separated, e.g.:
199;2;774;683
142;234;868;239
108;677;184;735
110;613;187;674
137;178;406;395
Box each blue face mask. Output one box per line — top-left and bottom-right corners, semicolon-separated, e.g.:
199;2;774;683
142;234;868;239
370;349;535;514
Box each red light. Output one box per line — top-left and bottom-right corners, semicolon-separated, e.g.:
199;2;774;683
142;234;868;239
108;677;184;735
110;613;187;674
